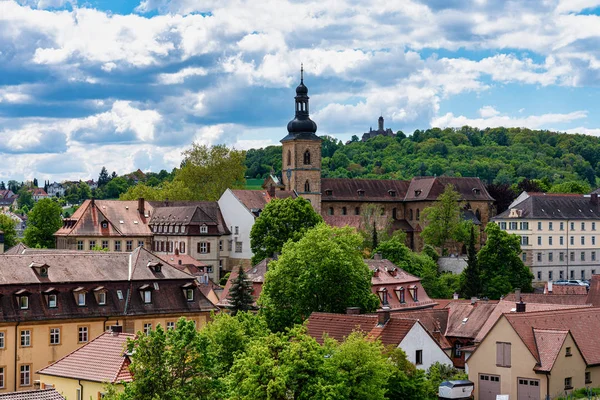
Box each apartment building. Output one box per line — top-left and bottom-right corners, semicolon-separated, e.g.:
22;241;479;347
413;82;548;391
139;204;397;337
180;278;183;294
493;192;600;282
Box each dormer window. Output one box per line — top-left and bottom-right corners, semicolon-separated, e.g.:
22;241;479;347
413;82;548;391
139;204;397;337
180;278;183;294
16;290;30;309
414;190;422;197
182;284;195;302
94;286;107;305
44;288;58;308
29;262;49;277
377;288;389;306
139;285;153;303
175;225;180;233
101;221;108;229
73;288;87;306
325;189;332;196
200;225;208;234
357;189;365;197
408;286;418;302
395;286;405;304
388;190;396;197
472;188;481;195
147;261;163;274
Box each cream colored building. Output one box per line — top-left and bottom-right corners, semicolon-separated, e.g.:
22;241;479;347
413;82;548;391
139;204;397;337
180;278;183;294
467;307;600;400
493;192;600;283
0;247;216;393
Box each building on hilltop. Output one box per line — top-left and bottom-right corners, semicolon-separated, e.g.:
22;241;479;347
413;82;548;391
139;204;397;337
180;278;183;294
361;116;396;142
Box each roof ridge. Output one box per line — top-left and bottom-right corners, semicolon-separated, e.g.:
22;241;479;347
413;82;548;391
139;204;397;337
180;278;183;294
37;331;111;375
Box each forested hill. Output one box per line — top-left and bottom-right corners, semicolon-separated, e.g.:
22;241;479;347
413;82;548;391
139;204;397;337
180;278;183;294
245;126;600;192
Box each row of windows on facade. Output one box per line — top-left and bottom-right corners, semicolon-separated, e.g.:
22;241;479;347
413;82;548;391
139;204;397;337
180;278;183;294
14;286;195;310
287;150;312;166
76;239;144;251
501;221;597;231
377;286;418;305
520;235;598;247
324;189;399;197
153;240;242;254
534;250;598;263
151;224;194;234
535;268;596;281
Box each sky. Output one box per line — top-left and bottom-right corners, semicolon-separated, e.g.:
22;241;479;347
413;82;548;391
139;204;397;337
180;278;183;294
1;0;600;182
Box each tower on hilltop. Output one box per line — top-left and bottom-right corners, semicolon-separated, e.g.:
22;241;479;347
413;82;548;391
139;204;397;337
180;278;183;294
281;65;322;213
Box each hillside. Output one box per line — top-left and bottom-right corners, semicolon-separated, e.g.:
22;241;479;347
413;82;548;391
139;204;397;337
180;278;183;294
245;126;600;190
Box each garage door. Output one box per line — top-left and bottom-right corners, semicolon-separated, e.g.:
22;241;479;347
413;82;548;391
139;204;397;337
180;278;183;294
479;374;500;400
518;378;540;400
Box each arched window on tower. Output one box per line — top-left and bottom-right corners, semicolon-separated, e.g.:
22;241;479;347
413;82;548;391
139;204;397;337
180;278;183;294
304;150;311;165
304;180;310;192
287;150;291;166
475;209;481;222
342;207;347;215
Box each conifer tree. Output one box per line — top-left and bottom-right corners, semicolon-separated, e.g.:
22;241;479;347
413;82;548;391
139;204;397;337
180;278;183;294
460;225;481;298
227;266;254;315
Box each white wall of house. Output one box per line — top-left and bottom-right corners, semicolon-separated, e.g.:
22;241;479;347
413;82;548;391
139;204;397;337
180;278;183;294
400;322;453;370
218;189;256;263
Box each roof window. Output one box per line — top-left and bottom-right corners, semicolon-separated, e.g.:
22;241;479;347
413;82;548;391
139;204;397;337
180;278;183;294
325;189;332;196
414;190;422;197
29;262;49;277
147;261;163;273
472;188;481;195
388;190;396;197
357;189;365;197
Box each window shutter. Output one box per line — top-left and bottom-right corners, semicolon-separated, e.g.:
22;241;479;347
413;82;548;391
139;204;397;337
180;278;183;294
496;343;503;366
197;243;201;253
207;242;211;253
503;343;511;367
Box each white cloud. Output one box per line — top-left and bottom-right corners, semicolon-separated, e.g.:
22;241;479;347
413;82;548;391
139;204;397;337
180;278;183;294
565;127;600;136
431;110;588;130
479;106;500;118
157;67;208;84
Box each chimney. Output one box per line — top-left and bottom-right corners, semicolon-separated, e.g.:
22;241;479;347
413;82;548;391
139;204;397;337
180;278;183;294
138;198;145;215
378;306;391;326
592;193;599;206
547;281;553;293
515;288;522;303
346;307;361;315
373;268;379;278
453;293;459;300
91;197;95;207
374;253;382;260
516;301;526;313
470;296;477;305
267;184;275;197
111;325;123;335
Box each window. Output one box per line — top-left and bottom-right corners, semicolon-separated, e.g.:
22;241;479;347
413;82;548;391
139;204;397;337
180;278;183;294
586;371;592;384
77;292;86;306
20;365;30;386
537;271;542;280
538;236;542;245
593;252;597;261
144;323;152;335
571;222;575;230
521;236;529;246
549;236;553;245
538;222;542;230
496;342;511;367
549;222;554;231
48;294;57;308
89;240;96;250
582;270;586;280
355;207;360;215
235;241;243;253
392;208;397;219
397;287;405;303
408;286;418;302
560;252;565;262
20;330;31;347
416;209;420;221
169;225;173;233
549;271;553;280
303;150;311;165
594;236;597;245
454;343;462;358
228;240;233;251
560;236;564;245
593;269;596;275
520;222;529;230
50;328;60;345
117;290;124;300
409;209;413;221
522;253;527;262
206;265;213;273
175;225;180;233
566;346;572;356
97;292;106;305
593;222;597;231
304;180;310;192
185;288;194;302
328;207;334;216
560;270;564;279
138;240;144;248
582;222;586;231
581;252;586;261
560;222;565;231
77;240;84;250
582;236;586;245
235;226;239;235
570;251;575;261
0;332;4;349
0;367;3;388
549;252;553;262
102;240;109;250
570;270;575;279
115;241;121;252
167;321;175;330
342;207;347;215
200;225;208;234
499;222;507;230
219;241;223;251
537;253;542;262
19;296;29;310
415;350;423;365
143;290;152;304
565;377;573;390
509;222;518;230
198;242;210;254
76;388;81;400
180;242;186;254
78;326;88;343
126;240;133;251
101;221;108;229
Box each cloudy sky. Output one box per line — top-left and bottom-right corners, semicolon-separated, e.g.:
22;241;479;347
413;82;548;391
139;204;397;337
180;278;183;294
1;0;600;182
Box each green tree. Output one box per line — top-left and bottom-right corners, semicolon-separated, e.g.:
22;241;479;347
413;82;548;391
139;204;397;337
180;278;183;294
479;222;533;299
107;318;214;400
17;188;34;210
227;266;255;315
420;185;467;255
425;362;467;399
459;225;481;298
0;214;18;248
103;177;130;199
98;166;110;187
23;198;62;248
250;197;323;265
259;224;379;332
548;181;591;194
384;347;430;400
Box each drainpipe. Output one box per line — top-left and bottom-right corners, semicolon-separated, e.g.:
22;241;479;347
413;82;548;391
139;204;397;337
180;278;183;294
78;379;83;400
546;372;550;400
13;321;19;391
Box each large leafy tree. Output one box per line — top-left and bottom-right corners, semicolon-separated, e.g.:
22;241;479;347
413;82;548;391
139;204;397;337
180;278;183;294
0;214;18;248
459;225;482;298
259;223;379;332
107;319;214;400
420;184;470;255
250;197;323;265
479;222;533;299
227;266;255;315
17;188;34;210
23;198;62;248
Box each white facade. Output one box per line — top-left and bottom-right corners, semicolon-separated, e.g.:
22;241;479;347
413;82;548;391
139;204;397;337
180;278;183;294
47;182;65;197
399;321;453;370
218;189;257;265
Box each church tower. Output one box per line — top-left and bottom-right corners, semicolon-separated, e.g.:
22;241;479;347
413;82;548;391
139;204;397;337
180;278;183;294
281;66;322;213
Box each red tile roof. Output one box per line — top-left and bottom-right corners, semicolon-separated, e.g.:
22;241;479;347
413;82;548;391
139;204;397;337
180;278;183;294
0;389;64;400
218;258;270;308
503;293;589;305
231;190;297;214
533;329;569;372
321;178;410;202
444;302;497;339
401;308;452;349
544;284;588;295
586;275;600;306
38;331;135;383
404;177;494;202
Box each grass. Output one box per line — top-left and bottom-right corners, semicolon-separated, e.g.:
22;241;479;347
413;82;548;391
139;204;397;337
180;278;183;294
246;179;264;190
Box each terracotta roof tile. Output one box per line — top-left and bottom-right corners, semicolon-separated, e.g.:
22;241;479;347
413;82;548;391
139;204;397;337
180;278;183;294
38;331;135;383
586;275;600;306
544;284;588;295
321;178;410;202
401;309;452;349
503;293;589;305
231;190;297;214
404;177;494;202
533;329;569;372
0;389;64;400
444;302;497;339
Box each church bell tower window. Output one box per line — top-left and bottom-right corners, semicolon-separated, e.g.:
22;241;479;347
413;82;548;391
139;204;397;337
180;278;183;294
304;180;310;192
287;150;291;166
304;150;311;165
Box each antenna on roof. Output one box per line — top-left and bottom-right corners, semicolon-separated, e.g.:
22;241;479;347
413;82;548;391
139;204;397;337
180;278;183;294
300;63;304;83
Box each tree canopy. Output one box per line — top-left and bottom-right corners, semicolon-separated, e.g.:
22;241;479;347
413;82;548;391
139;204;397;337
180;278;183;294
23;198;62;248
0;214;18;249
259;223;379;332
249;197;323;265
227;266;255;315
